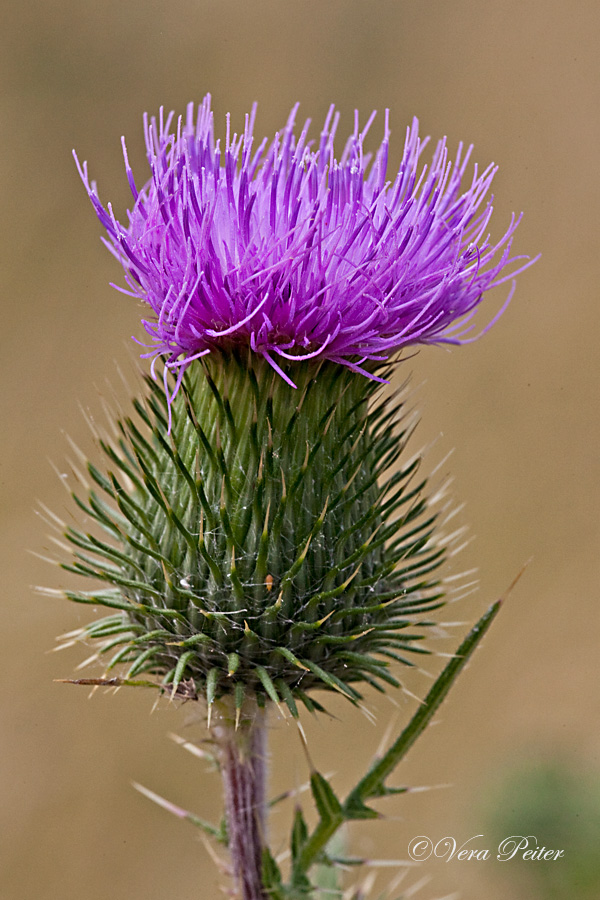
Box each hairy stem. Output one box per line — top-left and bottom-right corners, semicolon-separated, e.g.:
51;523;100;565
211;698;268;900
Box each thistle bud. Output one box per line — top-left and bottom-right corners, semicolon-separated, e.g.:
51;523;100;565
63;350;442;716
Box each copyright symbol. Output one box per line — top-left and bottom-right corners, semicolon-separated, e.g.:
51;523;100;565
408;835;433;861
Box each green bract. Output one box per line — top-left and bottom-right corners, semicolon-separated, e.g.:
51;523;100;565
61;352;444;716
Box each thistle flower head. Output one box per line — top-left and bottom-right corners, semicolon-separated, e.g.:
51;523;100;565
57;100;536;900
76;96;532;392
58;99;535;716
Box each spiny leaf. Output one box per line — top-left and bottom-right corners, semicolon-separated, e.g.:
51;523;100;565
291;807;309;862
255;665;281;706
275;679;299;718
206;667;219;713
172;650;196;690
299;659;362;702
293;773;345;877
343;600;502;814
310;771;343;822
126;646;160;677
292;600;503;879
261;847;285;898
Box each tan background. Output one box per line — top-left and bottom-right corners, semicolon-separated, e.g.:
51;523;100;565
1;1;598;898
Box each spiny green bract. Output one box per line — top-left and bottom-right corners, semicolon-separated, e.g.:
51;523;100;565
59;351;445;716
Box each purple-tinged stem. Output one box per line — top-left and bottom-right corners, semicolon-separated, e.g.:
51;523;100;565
211;699;268;900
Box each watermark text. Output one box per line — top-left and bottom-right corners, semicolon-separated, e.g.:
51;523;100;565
408;834;564;863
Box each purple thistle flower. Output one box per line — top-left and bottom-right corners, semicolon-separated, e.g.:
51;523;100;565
75;95;534;392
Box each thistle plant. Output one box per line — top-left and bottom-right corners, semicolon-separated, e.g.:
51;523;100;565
49;97;535;900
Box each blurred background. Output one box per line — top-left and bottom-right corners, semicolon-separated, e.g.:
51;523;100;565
2;1;599;898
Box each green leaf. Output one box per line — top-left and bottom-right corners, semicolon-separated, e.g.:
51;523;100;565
275;678;299;718
227;652;240;676
172;650;195;689
310;771;343;822
342;795;379;820
255;665;281;706
206;667;219;711
126;646;160;678
291;807;309;862
294;600;503;878
299;658;362;702
343;600;502;815
261;847;285;898
293;773;345;878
